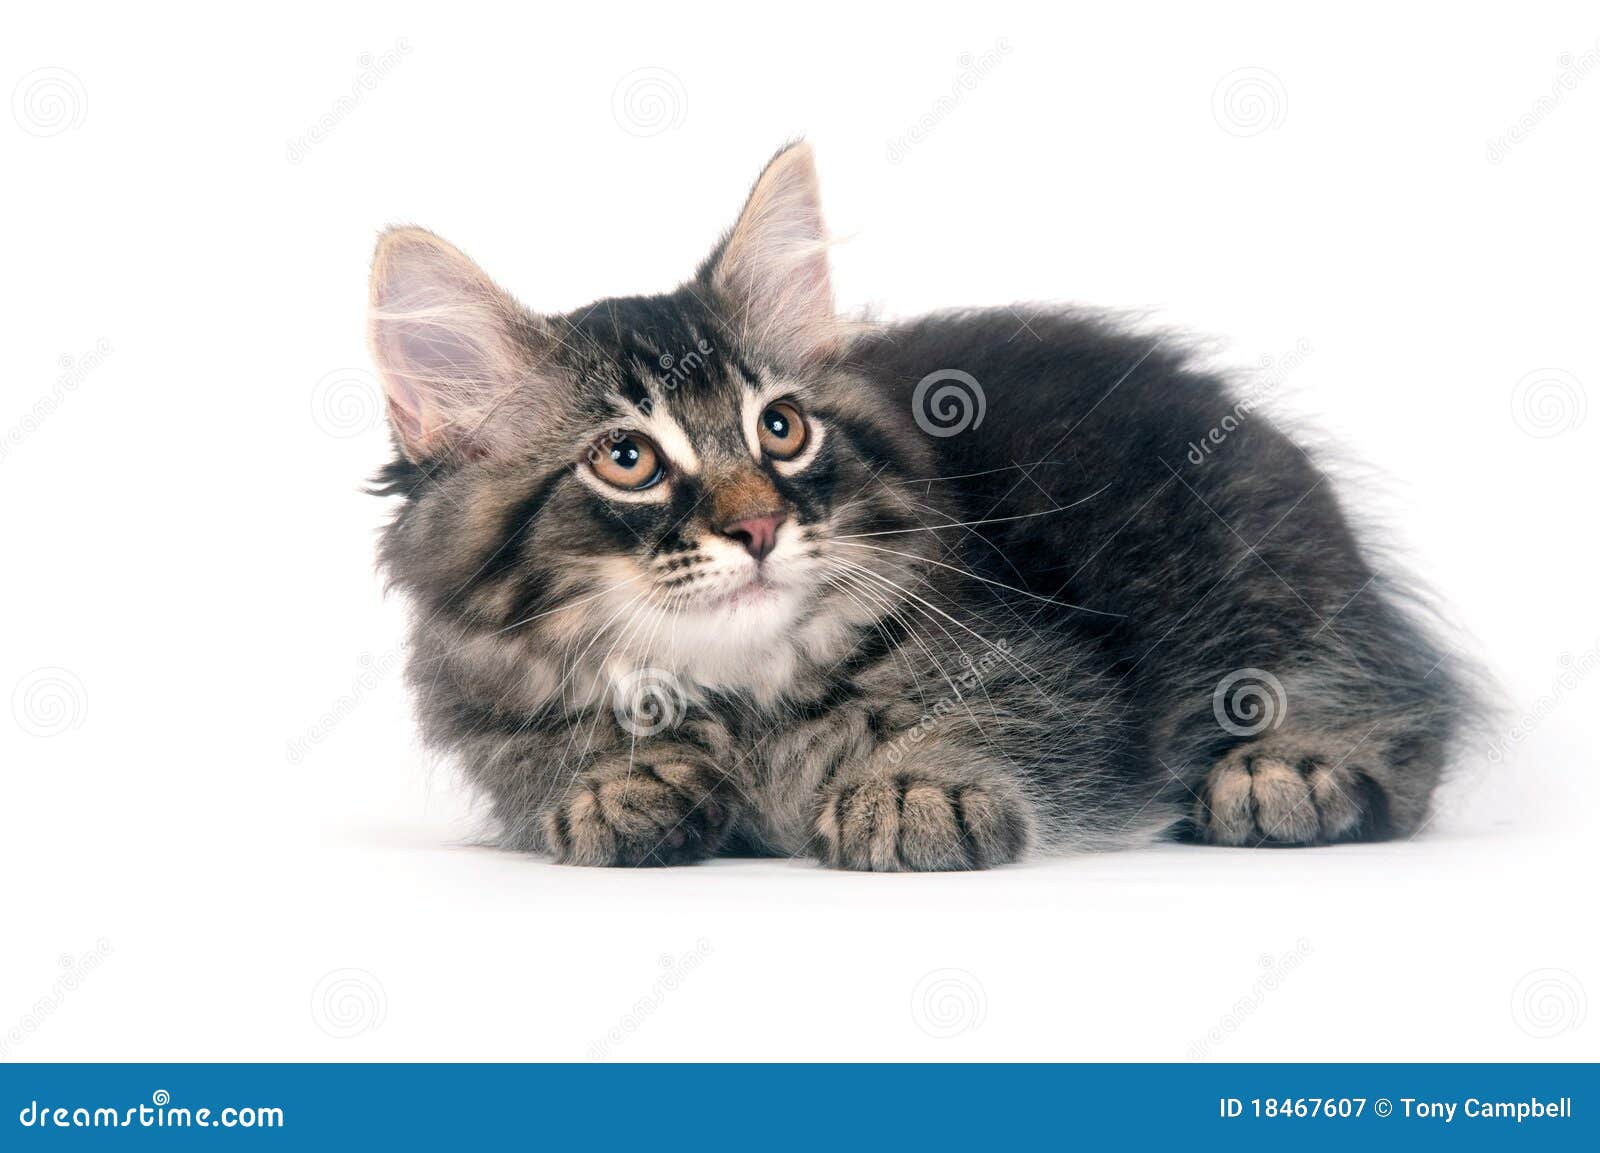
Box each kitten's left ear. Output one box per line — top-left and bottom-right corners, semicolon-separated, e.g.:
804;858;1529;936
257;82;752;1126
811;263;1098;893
700;141;842;367
367;227;555;463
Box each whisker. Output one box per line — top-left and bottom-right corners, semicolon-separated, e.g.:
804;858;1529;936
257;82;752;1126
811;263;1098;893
880;459;1073;486
828;556;1060;705
824;562;1028;769
831;482;1112;538
487;576;638;636
831;539;1125;618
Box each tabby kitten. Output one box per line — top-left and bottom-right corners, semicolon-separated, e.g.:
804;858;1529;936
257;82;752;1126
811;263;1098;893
368;142;1469;869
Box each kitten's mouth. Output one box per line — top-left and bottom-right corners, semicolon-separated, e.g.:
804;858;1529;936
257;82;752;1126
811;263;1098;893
716;574;776;606
694;570;787;611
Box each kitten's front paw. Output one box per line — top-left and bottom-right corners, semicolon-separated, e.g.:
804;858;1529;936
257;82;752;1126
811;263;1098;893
542;761;732;867
815;774;1031;871
1194;736;1388;846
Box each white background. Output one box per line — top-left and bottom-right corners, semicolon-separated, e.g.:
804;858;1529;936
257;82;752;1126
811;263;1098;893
3;1;1596;1062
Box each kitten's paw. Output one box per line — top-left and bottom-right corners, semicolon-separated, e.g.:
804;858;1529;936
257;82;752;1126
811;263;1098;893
542;761;732;867
1194;737;1388;846
815;774;1031;871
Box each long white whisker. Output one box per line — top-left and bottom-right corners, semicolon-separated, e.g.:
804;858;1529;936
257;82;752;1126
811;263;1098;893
831;482;1112;539
832;539;1125;618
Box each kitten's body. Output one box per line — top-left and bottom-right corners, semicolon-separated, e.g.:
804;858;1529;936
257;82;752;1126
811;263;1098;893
370;144;1469;869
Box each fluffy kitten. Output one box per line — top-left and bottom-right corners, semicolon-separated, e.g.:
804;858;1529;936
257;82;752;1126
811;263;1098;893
368;142;1470;869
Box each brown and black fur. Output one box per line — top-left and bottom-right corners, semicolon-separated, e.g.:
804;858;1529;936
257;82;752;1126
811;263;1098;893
367;142;1472;869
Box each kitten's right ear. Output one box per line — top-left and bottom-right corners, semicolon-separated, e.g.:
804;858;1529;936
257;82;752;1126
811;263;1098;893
701;141;843;368
367;227;548;463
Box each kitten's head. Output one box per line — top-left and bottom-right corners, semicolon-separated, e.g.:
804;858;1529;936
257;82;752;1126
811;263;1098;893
369;143;930;689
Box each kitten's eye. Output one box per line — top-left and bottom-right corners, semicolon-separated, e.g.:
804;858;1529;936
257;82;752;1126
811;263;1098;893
757;402;807;460
587;432;663;491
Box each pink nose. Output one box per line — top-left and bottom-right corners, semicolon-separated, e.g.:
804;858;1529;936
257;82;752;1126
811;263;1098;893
719;511;787;561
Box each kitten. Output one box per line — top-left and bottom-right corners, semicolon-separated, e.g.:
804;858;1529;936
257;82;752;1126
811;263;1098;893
368;142;1470;869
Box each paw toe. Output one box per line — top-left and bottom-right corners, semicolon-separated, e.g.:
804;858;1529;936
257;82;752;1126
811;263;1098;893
897;784;966;870
1200;760;1257;843
1249;758;1320;844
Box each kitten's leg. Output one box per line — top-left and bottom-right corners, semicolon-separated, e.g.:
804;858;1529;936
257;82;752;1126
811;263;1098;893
813;755;1034;871
1192;733;1393;846
540;756;735;867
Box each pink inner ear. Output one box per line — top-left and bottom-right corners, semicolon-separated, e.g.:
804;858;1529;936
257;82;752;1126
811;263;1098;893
384;392;426;450
368;230;527;460
710;145;839;365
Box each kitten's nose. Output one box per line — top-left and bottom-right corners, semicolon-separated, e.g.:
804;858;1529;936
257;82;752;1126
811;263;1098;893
718;511;787;561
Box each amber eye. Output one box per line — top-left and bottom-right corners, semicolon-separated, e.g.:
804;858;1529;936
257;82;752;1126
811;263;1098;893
757;402;807;460
587;432;663;491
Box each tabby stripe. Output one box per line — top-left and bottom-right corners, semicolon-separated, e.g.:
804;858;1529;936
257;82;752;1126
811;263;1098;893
465;468;570;601
832;416;911;478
